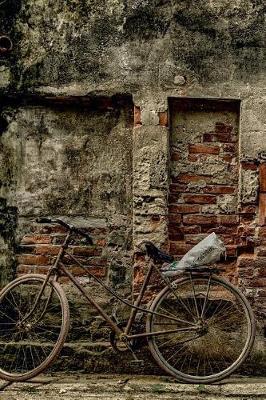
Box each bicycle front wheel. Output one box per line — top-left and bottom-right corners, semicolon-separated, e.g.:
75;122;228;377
0;274;70;381
146;274;255;384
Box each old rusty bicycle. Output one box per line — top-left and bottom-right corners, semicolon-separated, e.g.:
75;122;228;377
0;218;255;383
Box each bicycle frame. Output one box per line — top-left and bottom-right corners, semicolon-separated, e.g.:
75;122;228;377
29;229;198;341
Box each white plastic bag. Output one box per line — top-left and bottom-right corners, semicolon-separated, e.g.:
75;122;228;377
162;232;226;277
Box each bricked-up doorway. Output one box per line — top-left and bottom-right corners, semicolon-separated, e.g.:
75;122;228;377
168;98;241;265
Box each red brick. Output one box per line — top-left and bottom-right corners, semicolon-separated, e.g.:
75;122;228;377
239;205;257;214
248;278;266;287
186;214;239;225
223;143;236;153
188;154;199;162
96;238;106;246
173;174;211;184
189;144;220;155
169;241;193;255
183;194;216;204
183;214;217;225
86;257;107;266
171;152;180;161
183;225;201;234
34;245;61;255
256;262;266;277
203;133;216;142
225;245;238;257
168;193;182;203
238;268;254;279
259;193;266;225
256;226;266;237
134;106;141;127
72;246;102;257
240;214;256;224
185;234;208;244
218;215;239;225
21;234;52;245
215;122;233;134
220;235;236;245
237;254;266;277
17;254;50;265
203;185;235;194
34;266;50;274
169;183;188;193
169;204;201;214
223;154;234;163
133;263;146;286
169;233;184;241
16;265;35;274
259;163;266;192
241;161;258;171
168;214;182;224
205;225;237;235
67;266;106;278
237;225;255;237
255;246;266;258
17;265;51;276
237;253;256;268
204;133;233;143
158;111;168;127
215;132;234;142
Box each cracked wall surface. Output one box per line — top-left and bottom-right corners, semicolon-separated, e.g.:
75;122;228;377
0;0;265;369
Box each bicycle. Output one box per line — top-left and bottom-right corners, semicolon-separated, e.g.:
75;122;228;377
0;218;256;384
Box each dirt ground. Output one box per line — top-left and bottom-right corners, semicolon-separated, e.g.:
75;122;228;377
0;373;266;400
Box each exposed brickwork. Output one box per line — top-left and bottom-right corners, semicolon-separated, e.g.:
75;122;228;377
188;144;220;155
16;223;110;281
259;163;266;192
168;100;255;281
168;100;266;327
259;193;266;226
158;111;168;127
134;106;142;127
183;194;217;204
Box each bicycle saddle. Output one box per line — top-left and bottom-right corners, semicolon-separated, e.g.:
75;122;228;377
143;241;174;264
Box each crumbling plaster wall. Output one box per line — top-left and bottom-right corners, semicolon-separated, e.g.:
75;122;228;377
1;0;265;234
0;0;266;372
0;0;266;351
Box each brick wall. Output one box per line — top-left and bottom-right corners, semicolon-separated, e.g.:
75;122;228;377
16;222;108;280
15;220;132;291
168;99;246;282
237;161;266;320
168;99;265;325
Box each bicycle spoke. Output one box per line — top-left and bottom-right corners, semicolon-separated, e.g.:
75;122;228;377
148;276;254;382
0;276;68;379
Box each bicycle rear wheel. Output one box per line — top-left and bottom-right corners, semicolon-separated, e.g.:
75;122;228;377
0;274;70;381
146;274;255;383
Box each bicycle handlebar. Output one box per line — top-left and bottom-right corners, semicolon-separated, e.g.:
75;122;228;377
36;217;93;245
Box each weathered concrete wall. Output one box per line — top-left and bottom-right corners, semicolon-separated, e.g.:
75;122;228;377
0;101;132;220
0;197;17;284
0;0;265;373
1;1;265;94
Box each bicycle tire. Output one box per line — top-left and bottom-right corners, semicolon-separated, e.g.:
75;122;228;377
0;274;70;382
146;274;255;384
